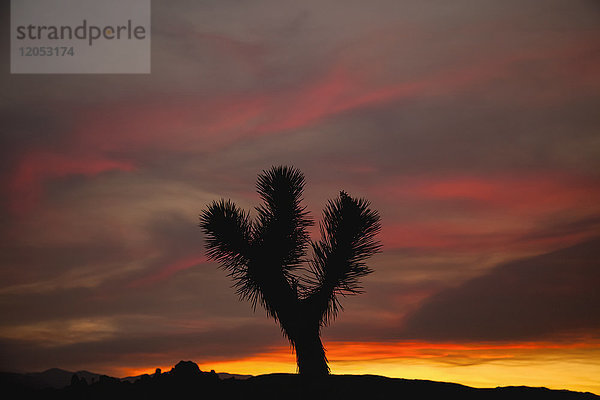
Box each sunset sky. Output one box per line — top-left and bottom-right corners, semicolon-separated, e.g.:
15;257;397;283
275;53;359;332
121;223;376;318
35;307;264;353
1;0;600;394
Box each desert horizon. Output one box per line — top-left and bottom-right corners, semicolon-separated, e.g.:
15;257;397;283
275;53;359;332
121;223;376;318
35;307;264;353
4;359;599;400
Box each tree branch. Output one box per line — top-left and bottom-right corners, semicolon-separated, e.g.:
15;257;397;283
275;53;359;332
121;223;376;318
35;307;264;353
305;191;381;326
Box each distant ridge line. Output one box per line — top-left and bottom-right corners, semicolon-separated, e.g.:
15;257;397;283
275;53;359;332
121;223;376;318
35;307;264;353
1;361;597;399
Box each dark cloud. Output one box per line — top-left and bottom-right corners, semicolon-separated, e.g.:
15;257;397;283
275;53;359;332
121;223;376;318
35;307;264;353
516;215;600;244
0;321;281;373
0;240;131;286
400;238;600;341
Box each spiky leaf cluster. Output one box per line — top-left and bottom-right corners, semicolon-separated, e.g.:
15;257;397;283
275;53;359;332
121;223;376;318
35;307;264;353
306;191;382;325
199;166;381;328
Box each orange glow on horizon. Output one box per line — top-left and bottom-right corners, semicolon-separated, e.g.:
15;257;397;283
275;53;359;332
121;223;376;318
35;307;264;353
113;340;600;395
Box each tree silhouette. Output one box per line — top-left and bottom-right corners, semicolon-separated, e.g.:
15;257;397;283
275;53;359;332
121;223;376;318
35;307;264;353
199;166;381;376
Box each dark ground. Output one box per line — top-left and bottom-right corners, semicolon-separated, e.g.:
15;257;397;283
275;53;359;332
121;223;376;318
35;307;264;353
2;360;598;400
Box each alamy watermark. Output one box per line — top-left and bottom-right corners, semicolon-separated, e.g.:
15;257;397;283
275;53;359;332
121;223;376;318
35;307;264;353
11;0;151;74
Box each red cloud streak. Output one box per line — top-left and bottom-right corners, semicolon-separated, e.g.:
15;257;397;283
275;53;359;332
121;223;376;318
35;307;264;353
5;38;598;213
376;173;600;251
128;255;208;288
8;151;136;215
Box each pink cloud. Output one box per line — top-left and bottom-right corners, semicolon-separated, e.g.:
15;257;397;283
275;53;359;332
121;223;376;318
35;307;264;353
128;254;208;288
385;174;600;215
375;173;600;252
6;34;598;213
76;37;596;153
381;221;595;253
8;151;135;215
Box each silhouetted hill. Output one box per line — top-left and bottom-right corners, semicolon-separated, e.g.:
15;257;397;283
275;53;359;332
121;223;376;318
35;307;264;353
123;371;252;382
216;372;252;380
2;361;598;400
246;374;600;400
0;367;103;389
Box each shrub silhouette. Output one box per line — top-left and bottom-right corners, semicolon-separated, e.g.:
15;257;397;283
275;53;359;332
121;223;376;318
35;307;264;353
199;166;381;376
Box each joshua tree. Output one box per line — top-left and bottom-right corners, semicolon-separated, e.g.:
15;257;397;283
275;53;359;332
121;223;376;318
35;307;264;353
199;166;381;376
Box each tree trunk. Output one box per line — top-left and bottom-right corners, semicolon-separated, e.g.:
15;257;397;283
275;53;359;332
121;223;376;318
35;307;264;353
293;325;329;376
